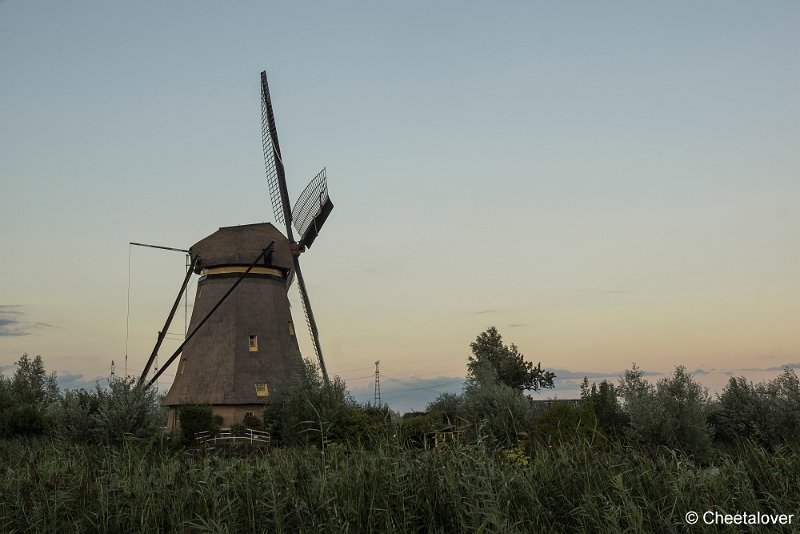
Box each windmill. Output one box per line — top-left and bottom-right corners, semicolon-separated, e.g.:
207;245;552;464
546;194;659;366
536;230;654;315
139;71;335;431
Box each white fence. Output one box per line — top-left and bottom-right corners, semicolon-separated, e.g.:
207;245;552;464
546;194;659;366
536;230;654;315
195;428;271;448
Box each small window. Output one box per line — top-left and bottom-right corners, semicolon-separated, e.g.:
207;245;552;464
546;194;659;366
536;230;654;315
248;335;258;352
255;383;269;397
288;321;295;336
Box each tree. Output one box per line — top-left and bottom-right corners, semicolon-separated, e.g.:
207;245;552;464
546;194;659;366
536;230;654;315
426;392;463;419
714;369;800;447
580;377;628;439
467;327;555;392
91;377;164;443
264;359;369;447
618;364;713;461
0;353;59;436
461;361;534;447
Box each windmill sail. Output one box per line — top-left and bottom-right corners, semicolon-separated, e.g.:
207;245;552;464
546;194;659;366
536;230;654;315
260;72;291;228
259;70;330;384
292;168;334;249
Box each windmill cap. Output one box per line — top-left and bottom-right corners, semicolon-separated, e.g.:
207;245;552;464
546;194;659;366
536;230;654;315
190;222;292;272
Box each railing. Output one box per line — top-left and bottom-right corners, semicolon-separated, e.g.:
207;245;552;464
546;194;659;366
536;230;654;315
195;428;271;448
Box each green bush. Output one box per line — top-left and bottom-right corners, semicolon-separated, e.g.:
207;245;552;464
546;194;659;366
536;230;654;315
426;392;463;420
91;377;164;444
242;412;262;429
714;369;800;447
400;411;445;448
619;364;713;461
580;378;628;439
460;362;533;447
54;388;102;443
531;401;598;445
265;359;370;447
0;354;59;437
178;404;215;445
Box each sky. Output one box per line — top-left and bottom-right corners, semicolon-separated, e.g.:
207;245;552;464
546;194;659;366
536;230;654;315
1;1;798;412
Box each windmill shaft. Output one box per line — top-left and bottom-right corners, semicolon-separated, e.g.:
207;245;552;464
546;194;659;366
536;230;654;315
292;255;329;383
138;255;197;385
146;244;272;389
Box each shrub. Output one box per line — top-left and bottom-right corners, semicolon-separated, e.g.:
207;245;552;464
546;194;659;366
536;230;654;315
714;369;800;446
0;354;59;437
531;401;598;445
53;388;102;442
400;411;445;448
580;378;628;439
92;377;164;444
426;392;463;420
265;359;365;447
243;412;262;430
178;404;215;446
618;364;713;461
460;362;533;447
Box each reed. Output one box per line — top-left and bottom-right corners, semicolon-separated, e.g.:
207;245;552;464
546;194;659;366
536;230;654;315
1;438;798;533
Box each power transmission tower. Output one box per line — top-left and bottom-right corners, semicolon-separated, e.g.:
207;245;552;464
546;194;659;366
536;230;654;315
374;360;381;406
110;360;116;379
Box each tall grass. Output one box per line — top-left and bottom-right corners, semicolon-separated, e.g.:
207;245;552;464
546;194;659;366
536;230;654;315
1;438;799;533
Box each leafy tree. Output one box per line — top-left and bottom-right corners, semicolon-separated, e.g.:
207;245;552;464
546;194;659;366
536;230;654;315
0;353;59;436
55;388;102;442
714;369;800;447
460;361;534;447
91;376;164;443
580;377;628;439
618;364;713;461
468;327;555;392
265;359;378;447
11;353;59;405
0;377;12;437
426;392;463;420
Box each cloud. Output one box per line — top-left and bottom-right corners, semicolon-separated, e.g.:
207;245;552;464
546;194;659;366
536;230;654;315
348;375;465;413
764;363;800;371
737;362;800;372
56;372;103;391
0;305;54;337
552;368;661;381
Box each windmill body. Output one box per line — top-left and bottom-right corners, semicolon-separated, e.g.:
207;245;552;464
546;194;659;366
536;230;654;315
162;223;303;430
142;71;334;432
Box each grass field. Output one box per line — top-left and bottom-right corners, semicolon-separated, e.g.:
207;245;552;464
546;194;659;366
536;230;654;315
1;437;799;533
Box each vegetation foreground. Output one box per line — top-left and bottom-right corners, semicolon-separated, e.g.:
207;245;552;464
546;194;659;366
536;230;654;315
4;327;800;532
1;437;799;533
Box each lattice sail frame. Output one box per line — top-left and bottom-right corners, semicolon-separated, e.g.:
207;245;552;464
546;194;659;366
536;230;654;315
291;168;329;239
261;83;285;226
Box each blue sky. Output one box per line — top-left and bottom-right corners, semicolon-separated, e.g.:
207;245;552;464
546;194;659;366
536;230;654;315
1;1;798;412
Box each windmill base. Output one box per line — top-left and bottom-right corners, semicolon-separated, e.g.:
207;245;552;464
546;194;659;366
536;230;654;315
166;404;267;434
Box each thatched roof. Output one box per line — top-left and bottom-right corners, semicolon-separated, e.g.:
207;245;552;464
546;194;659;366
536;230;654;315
190;222;292;272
